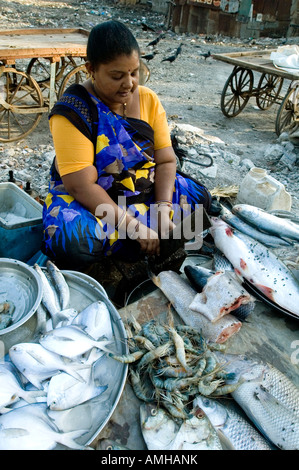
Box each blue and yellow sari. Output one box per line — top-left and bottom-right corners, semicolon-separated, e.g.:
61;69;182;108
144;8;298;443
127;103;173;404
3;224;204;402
42;85;211;268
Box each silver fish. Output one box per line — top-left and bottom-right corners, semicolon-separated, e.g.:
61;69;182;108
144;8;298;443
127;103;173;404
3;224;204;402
209;217;299;317
215;353;299;450
170;412;223;450
140;403;181;450
33;264;67;327
46;260;70;310
232;204;299;242
72;301;113;340
0;364;46;410
140;403;222;450
151;270;242;343
9;343;87;389
221;208;292;247
47;352;107;411
0;403;89;450
193;396;273;450
39;325;113;359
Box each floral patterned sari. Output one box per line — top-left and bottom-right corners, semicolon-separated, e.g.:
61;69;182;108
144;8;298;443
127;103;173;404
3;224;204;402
42;85;211;268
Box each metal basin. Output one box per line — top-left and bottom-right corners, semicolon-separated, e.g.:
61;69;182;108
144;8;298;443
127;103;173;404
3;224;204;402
0;258;42;347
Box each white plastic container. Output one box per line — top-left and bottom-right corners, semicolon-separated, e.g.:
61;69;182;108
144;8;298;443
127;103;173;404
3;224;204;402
237;167;292;211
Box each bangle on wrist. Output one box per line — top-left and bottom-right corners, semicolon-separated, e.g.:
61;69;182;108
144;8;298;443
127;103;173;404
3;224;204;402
116;209;127;231
155;200;173;208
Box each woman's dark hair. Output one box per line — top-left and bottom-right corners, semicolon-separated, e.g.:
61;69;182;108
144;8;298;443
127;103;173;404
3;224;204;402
87;20;140;67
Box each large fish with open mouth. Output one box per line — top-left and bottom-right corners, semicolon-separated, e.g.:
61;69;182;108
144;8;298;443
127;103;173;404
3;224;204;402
209;217;299;317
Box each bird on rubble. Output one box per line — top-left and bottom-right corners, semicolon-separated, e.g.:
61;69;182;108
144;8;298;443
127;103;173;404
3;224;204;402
141;51;158;62
176;43;183;56
147;33;164;48
200;50;211;60
141;22;156;33
161;53;177;64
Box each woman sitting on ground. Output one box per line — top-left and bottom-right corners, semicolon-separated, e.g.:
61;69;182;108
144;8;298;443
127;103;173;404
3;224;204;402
42;20;211;269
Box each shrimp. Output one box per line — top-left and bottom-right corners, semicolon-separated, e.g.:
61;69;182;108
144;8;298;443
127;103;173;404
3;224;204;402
110;350;145;363
210;380;243;397
166;325;191;372
156;365;192;378
162;399;191;420
130;369;155;403
133;335;156;351
197;379;223;396
202;354;217;376
126;316;142;334
141;319;161;347
137;342;173;370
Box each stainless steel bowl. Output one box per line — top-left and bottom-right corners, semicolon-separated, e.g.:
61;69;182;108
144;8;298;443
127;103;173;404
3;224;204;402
0;258;42;338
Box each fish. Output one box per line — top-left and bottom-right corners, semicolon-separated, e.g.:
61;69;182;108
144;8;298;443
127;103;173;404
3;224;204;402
39;325;113;359
184;264;255;322
47;352;108;411
33;264;69;327
221;208;292;247
0;403;89;450
140;403;222;450
46;260;70;310
0;301;14;330
9;342;88;389
151;270;242;343
215;353;299;450
193;396;274;450
171;411;223;450
209;217;299;317
0;364;46;410
140;403;181;450
72;301;113;340
187;268;252;323
213;249;234;272
232;204;299;242
97;439;132;450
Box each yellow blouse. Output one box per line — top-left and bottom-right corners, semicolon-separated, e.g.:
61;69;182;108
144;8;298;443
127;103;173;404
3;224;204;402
49;85;171;177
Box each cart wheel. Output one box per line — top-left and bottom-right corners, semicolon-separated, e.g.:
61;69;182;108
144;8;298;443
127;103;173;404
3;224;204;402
221;67;254;117
275;83;299;136
57;64;89;99
0;67;44;142
256;73;283;110
26;57;78;98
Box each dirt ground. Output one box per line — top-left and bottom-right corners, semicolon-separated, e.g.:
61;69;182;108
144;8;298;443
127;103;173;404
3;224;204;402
0;0;298;211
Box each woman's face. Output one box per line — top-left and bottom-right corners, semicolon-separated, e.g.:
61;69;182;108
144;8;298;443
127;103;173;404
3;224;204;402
90;51;140;110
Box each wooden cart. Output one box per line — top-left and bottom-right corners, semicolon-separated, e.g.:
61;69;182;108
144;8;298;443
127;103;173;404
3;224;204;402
213;50;299;136
0;28;150;143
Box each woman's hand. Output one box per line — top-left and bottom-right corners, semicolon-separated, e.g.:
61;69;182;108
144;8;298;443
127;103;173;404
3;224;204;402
127;219;160;256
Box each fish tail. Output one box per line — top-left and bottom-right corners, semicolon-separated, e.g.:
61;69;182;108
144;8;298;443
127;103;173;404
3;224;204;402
94;340;114;354
23;389;47;404
57;429;92;450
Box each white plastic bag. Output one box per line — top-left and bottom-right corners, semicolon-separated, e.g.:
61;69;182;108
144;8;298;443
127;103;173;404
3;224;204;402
270;45;299;73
